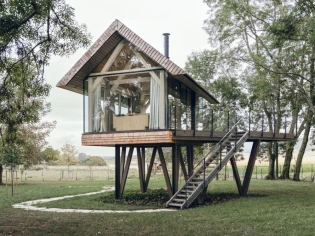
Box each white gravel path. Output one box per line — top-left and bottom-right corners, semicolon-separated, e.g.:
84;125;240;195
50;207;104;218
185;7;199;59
12;186;176;213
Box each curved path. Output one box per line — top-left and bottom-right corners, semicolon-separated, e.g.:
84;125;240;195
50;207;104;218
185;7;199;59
12;186;175;213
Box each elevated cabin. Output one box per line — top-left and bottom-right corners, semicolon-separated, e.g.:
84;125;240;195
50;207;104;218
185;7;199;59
57;20;296;209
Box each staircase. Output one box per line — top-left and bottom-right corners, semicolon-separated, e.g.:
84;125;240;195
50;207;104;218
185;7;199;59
166;122;249;209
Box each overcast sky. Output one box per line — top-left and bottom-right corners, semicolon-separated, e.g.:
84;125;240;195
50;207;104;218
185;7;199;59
44;0;211;156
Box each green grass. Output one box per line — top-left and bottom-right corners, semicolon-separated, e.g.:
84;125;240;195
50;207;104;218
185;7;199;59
1;179;315;235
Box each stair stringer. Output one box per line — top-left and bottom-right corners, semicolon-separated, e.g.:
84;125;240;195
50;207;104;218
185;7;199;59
166;132;249;209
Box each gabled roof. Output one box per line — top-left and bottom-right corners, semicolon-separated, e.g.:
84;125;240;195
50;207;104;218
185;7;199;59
56;19;219;104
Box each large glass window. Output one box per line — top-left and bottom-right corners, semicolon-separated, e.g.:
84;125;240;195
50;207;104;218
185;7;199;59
84;70;164;132
168;78;194;130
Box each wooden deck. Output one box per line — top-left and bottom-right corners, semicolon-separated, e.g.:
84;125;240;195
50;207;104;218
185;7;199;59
82;130;295;147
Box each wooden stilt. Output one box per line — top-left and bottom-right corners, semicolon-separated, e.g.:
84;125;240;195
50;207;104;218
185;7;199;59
157;146;173;197
137;147;145;193
115;145;121;199
172;145;180;194
241;140;261;196
187;145;194;177
120;147;134;196
178;148;188;181
120;147;126;181
230;156;242;196
141;147;145;184
145;147;157;191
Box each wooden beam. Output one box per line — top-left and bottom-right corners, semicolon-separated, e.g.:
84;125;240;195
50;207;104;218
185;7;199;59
89;66;163;78
230;156;242;196
91;40;125;92
120;147;126;180
241;140;261;196
187;145;194;177
120;147;134;196
110;60;132;93
157;146;173;197
137;147;145;193
141;147;146;183
109;77;150;85
178;147;188;181
115;145;121;199
144;147;157;191
159;70;166;129
131;49;161;84
88;78;94;132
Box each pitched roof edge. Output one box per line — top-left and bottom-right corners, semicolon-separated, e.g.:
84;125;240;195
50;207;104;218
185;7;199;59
56;20;119;87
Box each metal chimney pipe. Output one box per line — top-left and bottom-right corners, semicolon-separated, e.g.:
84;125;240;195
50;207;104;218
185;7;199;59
163;33;170;58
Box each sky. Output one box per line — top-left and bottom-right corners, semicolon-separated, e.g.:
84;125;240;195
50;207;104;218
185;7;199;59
44;0;211;156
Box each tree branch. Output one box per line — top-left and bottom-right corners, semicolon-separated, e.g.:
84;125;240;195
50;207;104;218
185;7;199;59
2;0;39;34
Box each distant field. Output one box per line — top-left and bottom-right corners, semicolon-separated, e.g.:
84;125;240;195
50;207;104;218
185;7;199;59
2;151;314;183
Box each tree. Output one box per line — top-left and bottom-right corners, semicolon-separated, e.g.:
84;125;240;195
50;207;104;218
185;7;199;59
60;142;78;171
0;0;91;184
41;146;60;164
82;156;107;166
0;0;91;83
203;0;312;180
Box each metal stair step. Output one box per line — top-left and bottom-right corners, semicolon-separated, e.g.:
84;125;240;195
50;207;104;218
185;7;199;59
192;178;203;181
172;198;186;202
185;185;197;189
168;203;183;207
177;194;190;198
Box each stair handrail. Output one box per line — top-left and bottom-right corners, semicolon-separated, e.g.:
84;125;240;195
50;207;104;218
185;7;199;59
188;116;244;178
166;117;244;208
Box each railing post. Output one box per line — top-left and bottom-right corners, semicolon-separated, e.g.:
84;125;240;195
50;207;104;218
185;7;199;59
174;105;177;136
227;111;230;131
211;109;214;137
193;105;196;136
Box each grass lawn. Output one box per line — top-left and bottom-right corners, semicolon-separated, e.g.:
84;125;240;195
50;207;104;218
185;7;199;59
0;179;315;235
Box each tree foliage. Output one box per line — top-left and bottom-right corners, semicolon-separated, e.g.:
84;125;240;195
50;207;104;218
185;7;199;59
202;0;315;180
82;156;107;166
0;0;91;184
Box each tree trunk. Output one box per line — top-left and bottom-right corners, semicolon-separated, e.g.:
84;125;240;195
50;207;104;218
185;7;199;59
273;142;279;179
266;142;276;179
294;45;315;180
293;109;313;181
280;140;295;179
0;164;3;184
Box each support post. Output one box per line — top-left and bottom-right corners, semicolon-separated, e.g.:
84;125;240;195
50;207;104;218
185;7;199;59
178;148;188;181
120;147;134;196
187;145;194;177
137;147;145;193
115;145;121;199
172;145;180;194
157;146;173;197
120;147;126;182
145;147;157;191
241;140;261;196
230;156;242;196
